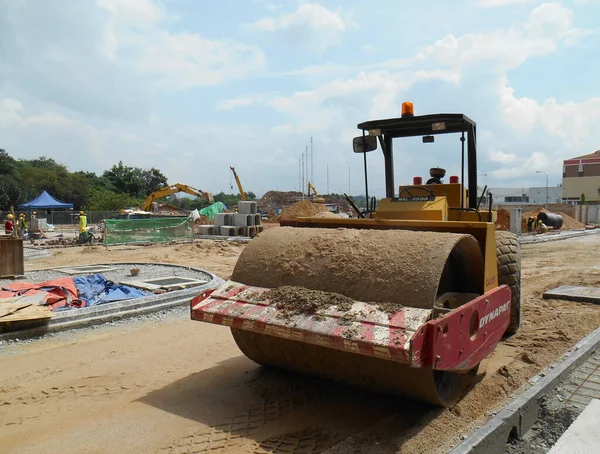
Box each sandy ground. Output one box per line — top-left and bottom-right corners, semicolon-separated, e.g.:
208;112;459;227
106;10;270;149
2;233;600;453
26;240;246;279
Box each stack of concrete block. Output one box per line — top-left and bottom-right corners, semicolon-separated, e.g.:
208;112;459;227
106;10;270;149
196;201;263;238
197;225;215;235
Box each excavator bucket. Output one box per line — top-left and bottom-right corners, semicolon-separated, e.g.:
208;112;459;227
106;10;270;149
191;227;511;406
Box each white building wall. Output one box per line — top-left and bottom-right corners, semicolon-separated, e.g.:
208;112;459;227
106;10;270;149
528;186;562;204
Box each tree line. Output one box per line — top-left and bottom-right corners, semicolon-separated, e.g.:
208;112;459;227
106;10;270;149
0;149;253;211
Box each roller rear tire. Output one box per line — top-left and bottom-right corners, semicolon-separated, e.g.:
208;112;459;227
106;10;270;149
496;231;521;335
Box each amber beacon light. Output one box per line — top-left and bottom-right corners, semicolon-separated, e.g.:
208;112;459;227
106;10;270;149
401;101;414;118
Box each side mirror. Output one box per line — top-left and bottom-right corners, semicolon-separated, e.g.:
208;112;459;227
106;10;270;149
353;136;378;153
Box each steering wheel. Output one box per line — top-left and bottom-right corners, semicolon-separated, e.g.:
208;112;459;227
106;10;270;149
426;177;443;184
398;186;436;199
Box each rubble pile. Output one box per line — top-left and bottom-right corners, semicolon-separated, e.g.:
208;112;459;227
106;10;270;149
267;201;329;223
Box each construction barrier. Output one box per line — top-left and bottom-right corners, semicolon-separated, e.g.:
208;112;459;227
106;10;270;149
104;217;193;246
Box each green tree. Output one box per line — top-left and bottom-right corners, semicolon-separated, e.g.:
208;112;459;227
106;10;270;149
84;186;142;211
28;156;60;169
0;175;22;210
212;192;257;207
0;149;18;176
103;161;168;197
103;161;144;196
176;197;212;211
136;168;168;195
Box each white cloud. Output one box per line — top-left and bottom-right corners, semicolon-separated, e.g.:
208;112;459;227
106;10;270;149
219;2;598;191
0;98;105;166
252;0;283;11
136;32;266;89
96;0;162;24
489;151;552;178
414;3;579;72
247;2;357;50
498;77;600;149
0;99;25;127
489;149;518;164
0;99;76;128
98;0;266;89
361;44;373;53
223;2;581;125
217;93;274;110
1;0;597;195
249;3;356;32
475;0;540;7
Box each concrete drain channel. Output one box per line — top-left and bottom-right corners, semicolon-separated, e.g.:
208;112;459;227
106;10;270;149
450;326;600;454
0;262;223;341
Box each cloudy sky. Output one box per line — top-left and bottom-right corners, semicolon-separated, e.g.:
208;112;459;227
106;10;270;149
1;0;599;197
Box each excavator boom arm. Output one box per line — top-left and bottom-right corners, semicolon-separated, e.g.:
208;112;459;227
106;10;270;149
141;183;214;211
230;167;247;201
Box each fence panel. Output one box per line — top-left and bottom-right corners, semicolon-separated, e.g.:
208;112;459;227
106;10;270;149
0;210;121;227
104;217;194;245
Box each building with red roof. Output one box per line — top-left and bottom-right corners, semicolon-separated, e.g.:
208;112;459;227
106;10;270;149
562;150;600;203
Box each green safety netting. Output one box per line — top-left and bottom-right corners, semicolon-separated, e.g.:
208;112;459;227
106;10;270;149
199;202;226;220
104;217;193;245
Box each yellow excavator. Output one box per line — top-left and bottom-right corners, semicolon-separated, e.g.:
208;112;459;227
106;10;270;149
141;183;214;212
191;102;521;407
230;167;247;201
307;181;326;203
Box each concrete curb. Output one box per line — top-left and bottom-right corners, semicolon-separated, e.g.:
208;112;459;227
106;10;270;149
0;262;224;341
450;326;600;454
518;228;600;244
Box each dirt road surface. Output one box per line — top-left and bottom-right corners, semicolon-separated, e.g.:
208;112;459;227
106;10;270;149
2;234;600;453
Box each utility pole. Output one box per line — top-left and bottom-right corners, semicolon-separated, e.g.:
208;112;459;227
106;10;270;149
310;137;314;186
298;158;301;193
327;164;329;194
348;166;351;194
536;171;549;207
301;152;305;199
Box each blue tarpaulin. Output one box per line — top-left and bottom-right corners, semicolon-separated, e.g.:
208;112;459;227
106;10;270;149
73;274;147;306
18;190;74;209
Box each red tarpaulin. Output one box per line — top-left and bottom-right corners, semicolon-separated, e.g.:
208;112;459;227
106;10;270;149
0;277;84;310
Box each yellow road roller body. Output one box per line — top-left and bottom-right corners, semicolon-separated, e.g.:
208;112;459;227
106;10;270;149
191;105;521;407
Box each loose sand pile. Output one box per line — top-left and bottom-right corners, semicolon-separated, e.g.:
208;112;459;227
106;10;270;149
263;285;354;317
521;208;584;231
310;211;342;219
257;190;302;208
193;215;213;225
497;208;584;231
261;285;404;320
495;209;510;231
265;201;329;223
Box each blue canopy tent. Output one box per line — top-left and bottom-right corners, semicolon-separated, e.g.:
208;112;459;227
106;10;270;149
18;190;74;210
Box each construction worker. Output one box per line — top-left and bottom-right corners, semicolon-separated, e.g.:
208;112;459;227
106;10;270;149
526;216;535;233
18;213;28;238
78;211;87;233
537;219;548;234
4;214;14;234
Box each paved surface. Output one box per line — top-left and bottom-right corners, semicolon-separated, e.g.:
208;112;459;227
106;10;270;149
548;399;600;453
518;229;600;244
543;285;600;304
